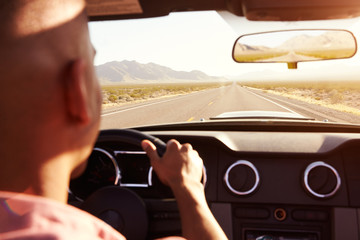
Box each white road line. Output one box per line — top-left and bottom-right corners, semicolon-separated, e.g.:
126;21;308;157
102;97;181;117
243;88;300;115
101;90;209;117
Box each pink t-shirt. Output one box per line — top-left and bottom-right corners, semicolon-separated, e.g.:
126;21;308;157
0;191;126;240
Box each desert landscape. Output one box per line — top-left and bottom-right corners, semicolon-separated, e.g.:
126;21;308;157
101;82;229;109
97;60;230;110
242;81;360;117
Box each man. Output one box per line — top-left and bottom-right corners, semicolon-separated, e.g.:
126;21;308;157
0;0;227;239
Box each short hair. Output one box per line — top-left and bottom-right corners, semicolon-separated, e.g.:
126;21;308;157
0;1;17;34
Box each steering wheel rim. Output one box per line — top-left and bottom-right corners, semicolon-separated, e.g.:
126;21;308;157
73;129;168;240
98;129;167;157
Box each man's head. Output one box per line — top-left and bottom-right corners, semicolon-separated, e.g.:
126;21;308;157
0;0;101;201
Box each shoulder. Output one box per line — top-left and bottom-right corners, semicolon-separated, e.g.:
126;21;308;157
0;191;125;240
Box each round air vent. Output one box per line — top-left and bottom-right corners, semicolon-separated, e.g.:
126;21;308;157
224;160;260;196
303;161;341;198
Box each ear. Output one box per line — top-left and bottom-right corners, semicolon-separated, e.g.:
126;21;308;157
63;59;90;125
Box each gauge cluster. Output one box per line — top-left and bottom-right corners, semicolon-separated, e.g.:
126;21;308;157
115;150;152;188
69;129;211;201
70;148;120;200
70;143;174;200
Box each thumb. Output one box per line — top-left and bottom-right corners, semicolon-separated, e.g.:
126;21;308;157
141;140;160;161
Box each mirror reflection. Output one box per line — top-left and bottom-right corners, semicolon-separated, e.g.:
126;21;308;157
233;30;357;63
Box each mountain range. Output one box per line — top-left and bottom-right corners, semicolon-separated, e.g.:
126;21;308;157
95;60;225;84
278;31;355;50
236;31;355;53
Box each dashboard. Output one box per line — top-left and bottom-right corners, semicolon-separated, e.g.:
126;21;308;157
69;124;360;240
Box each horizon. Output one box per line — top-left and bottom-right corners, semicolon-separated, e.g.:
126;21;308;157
90;11;360;80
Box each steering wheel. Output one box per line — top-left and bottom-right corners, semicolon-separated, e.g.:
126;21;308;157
75;129;167;240
97;129;167;157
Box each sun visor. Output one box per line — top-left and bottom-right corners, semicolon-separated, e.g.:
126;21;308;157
86;0;143;17
238;0;360;21
85;0;360;21
86;0;227;21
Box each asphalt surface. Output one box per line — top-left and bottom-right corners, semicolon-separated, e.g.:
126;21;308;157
267;51;320;62
100;83;360;129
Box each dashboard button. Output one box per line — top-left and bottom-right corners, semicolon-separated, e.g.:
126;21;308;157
292;209;328;221
235;207;270;219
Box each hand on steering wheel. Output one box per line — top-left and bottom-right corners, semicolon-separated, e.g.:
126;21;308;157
142;139;204;190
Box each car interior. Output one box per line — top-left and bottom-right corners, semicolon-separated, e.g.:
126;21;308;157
68;0;360;239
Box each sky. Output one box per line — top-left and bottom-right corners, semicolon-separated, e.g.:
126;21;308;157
89;11;360;80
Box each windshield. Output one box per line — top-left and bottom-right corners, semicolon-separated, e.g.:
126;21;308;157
89;11;360;129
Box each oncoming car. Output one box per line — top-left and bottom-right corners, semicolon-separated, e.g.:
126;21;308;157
3;0;360;240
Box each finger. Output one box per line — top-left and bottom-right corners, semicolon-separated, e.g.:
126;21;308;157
166;139;181;152
181;143;193;152
141;140;159;161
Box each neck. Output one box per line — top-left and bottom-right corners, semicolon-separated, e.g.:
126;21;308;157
28;154;73;203
0;150;74;204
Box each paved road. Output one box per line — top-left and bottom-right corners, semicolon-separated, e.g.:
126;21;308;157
267;51;320;62
100;83;360;129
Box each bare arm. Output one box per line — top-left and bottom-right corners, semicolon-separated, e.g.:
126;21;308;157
142;139;227;240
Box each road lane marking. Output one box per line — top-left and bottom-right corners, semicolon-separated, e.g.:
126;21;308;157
187;117;194;122
243;88;299;115
101;91;207;117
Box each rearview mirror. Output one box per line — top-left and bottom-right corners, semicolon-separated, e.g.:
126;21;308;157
232;29;357;69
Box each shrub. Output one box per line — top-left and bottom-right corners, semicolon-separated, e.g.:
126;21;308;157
329;90;343;104
108;94;118;103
